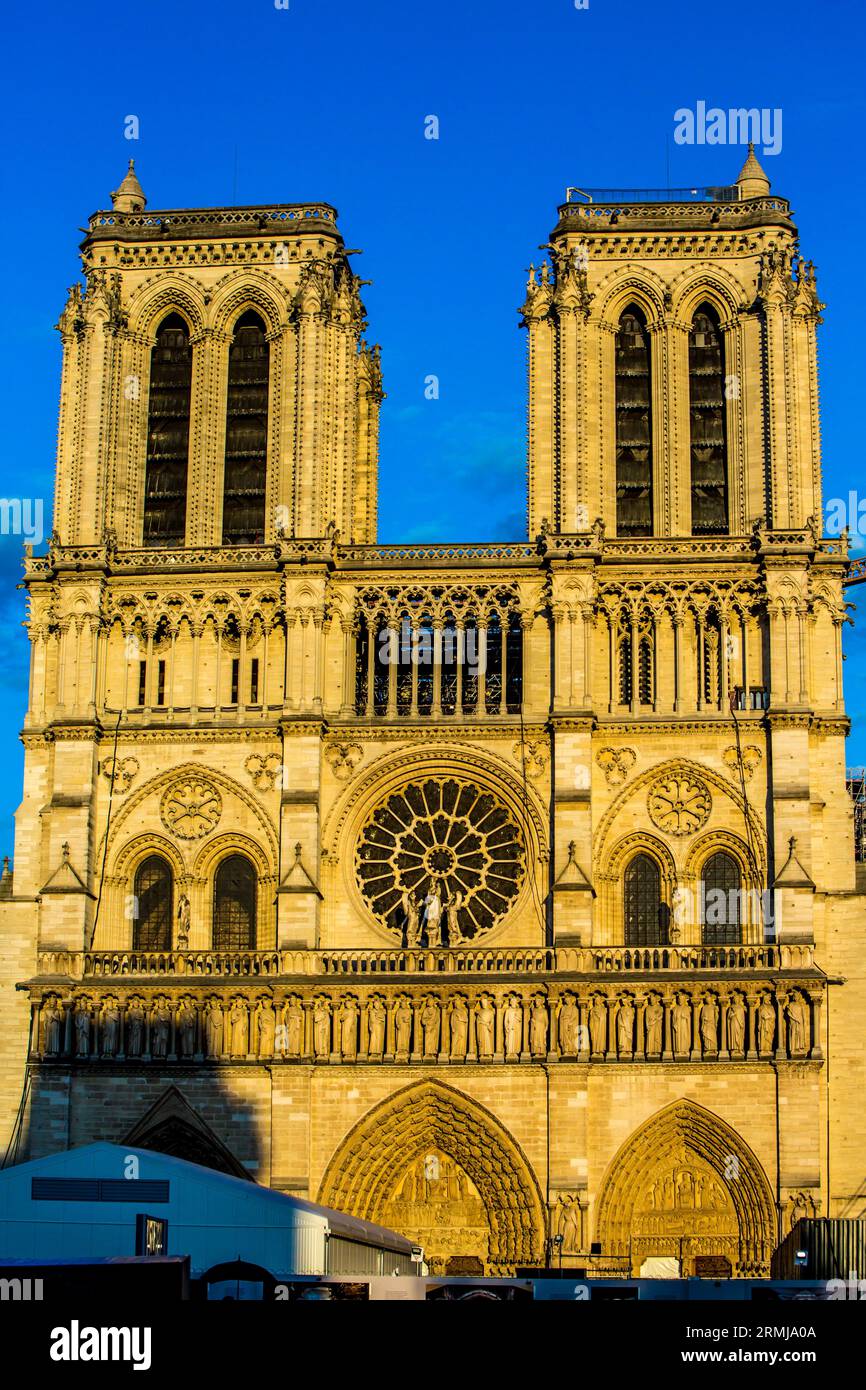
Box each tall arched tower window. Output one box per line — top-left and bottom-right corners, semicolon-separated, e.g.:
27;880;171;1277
615;306;653;536
133;855;173;951
213;854;257;951
624;853;665;945
689;305;729;535
223;311;269;544
701;850;742;945
144;314;192;547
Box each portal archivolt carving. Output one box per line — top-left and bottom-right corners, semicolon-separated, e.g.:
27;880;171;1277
317;1080;545;1272
595;1100;775;1276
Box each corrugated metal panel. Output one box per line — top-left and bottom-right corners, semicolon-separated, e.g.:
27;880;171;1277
772;1219;866;1280
327;1235;383;1276
291;1225;327;1277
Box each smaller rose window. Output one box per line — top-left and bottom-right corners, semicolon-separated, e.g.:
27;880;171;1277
648;775;711;837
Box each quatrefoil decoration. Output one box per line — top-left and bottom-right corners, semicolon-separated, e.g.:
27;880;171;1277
101;756;139;794
596;747;637;788
325;742;364;781
245;753;284;791
723;745;762;783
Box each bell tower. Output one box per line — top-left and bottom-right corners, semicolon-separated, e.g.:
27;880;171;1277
523;147;824;539
53;166;382;549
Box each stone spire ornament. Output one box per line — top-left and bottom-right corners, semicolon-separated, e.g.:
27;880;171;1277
111;159;146;213
735;143;771;199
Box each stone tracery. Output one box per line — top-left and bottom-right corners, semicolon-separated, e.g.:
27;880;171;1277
355;776;525;940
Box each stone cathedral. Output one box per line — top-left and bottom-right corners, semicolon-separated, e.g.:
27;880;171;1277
0;150;863;1277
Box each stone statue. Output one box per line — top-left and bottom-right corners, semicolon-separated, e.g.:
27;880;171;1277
256;1000;275;1058
280;996;303;1058
421;996;441;1057
557;1194;582;1251
230;998;249;1057
530;997;548;1057
127;999;145;1058
475;995;495;1059
178;999;197;1058
74;1001;91;1057
43;997;62;1057
672;994;691;1056
395;996;413;1054
700;994;719;1054
176;894;191;948
449;995;469;1058
758;994;776;1054
788;1190;816;1230
616;996;634;1054
786;992;808;1055
206;999;224;1058
423;883;444;947
645;994;663;1055
313;998;332;1057
101;999;120;1058
403;891;422;948
367;996;386;1056
504;995;523;1056
152;998;171;1058
727;993;746;1055
589;995;607;1055
558;994;581;1056
446;890;464;945
339;997;359;1060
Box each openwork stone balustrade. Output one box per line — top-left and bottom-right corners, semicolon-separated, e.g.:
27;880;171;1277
34;942;816;981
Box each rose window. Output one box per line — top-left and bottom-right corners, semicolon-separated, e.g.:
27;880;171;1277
647;775;711;836
160;778;222;840
355;777;525;939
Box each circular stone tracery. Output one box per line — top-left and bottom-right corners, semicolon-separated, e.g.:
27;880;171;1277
647;775;711;837
355;777;525;940
160;778;222;840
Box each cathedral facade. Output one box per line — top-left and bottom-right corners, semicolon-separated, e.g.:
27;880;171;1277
0;152;863;1276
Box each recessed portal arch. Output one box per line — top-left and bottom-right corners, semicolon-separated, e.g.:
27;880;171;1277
317;1079;545;1273
595;1100;775;1276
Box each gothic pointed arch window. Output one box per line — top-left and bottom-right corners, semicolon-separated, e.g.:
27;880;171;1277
144;314;192;547
689;304;729;535
624;853;667;946
701;850;742;945
615;305;653;536
133;855;173;951
223;311;269;544
213;854;257;951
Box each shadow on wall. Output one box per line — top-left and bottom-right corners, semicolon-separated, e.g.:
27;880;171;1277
14;1064;264;1184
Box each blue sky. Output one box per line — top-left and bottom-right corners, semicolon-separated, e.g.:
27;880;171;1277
0;0;863;848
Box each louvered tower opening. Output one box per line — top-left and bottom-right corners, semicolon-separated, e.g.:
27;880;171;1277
689;305;729;534
143;314;192;546
615;306;653;536
223;311;269;544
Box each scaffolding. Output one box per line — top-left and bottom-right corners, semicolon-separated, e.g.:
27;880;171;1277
847;769;866;862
